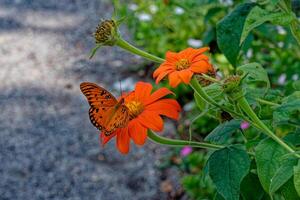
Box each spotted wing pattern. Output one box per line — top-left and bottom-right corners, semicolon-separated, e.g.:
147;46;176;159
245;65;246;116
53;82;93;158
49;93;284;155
80;82;117;107
80;82;129;135
89;103;129;135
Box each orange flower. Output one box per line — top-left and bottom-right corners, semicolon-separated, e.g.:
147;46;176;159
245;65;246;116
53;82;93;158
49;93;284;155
153;47;214;87
100;81;181;154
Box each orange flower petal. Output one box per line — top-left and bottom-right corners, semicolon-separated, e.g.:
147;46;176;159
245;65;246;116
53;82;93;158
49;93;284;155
190;60;212;73
155;69;173;84
168;71;182;88
100;131;116;146
188;47;210;60
153;62;174;76
144;87;174;106
178;69;193;84
128;119;147;145
116;127;130;154
135;81;152;101
137;111;164;132
191;54;209;63
146;99;181;120
165;51;179;63
179;47;196;59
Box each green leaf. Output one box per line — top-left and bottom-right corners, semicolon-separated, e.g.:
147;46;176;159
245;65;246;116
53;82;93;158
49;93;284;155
237;62;270;90
205;120;241;144
255;138;287;193
294;160;300;196
205;83;224;101
293;80;300;90
269;158;298;194
194;83;223;111
240;6;294;44
214;193;226;200
217;3;255;66
240;173;266;200
208;145;250;200
89;44;102;59
273;92;300;125
280;178;300;200
194;92;206;111
284;130;300;147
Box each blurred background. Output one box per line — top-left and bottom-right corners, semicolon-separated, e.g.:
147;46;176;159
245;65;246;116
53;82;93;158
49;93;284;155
0;0;299;200
0;0;174;199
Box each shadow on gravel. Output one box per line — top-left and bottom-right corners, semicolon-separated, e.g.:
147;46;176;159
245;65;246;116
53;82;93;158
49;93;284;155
0;85;162;199
0;0;165;199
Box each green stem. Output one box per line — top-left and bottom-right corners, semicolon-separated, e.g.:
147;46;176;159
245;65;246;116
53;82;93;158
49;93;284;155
116;38;165;63
290;20;300;46
256;98;280;107
148;130;224;150
190;78;244;118
278;0;300;46
201;74;220;83
237;96;300;157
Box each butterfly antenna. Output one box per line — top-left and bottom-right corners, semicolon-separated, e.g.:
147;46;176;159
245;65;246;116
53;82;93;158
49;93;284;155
119;78;123;96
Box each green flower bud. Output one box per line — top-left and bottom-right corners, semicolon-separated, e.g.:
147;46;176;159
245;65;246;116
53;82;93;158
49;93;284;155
94;19;119;46
196;69;216;86
223;75;241;93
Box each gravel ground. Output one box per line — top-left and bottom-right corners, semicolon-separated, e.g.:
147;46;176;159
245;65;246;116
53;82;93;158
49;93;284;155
0;1;177;199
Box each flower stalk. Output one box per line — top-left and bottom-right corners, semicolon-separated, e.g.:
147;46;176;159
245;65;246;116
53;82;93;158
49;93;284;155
105;36;298;156
189;78;244;119
148;130;224;150
116;38;165;63
237;96;300;158
256;98;280;107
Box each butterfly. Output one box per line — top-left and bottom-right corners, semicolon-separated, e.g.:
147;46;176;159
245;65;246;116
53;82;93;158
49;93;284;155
80;82;129;136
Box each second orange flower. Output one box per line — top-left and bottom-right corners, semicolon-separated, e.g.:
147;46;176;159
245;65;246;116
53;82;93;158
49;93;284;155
153;47;214;87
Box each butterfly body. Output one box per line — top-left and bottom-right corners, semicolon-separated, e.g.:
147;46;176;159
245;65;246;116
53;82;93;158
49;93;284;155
80;82;129;136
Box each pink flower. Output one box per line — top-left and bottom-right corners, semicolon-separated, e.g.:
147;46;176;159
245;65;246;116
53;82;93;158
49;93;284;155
180;146;192;157
240;121;250;130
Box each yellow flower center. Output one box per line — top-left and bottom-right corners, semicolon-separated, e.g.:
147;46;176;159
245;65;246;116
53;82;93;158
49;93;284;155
126;101;144;120
176;59;190;71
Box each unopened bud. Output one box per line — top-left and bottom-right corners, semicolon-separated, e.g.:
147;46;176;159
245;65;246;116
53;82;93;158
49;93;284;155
94;19;119;45
196;69;216;86
223;75;241;93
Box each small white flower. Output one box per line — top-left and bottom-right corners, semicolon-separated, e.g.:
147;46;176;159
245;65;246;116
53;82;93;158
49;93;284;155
216;71;223;78
246;49;253;58
137;13;152;21
183;102;195;112
278;42;284;48
276;26;287;35
292;74;299;81
174;7;184;15
149;5;158;13
187;38;203;48
128;3;138;11
278;74;286;85
219;0;233;6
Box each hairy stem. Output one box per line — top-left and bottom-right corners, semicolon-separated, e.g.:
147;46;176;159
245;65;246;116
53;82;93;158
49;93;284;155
190;78;244;119
256;98;280;107
148;130;224;150
116;38;165;63
237;96;300;158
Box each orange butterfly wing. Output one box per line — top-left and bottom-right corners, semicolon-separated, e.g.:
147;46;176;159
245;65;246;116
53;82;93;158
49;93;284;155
80;82;117;107
80;82;129;135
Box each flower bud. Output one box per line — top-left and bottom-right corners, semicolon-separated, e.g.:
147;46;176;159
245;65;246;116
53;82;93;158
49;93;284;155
94;19;119;46
222;75;241;93
196;69;216;86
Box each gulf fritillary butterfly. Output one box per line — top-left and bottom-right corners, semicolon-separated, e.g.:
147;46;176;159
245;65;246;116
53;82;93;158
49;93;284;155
80;82;129;136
